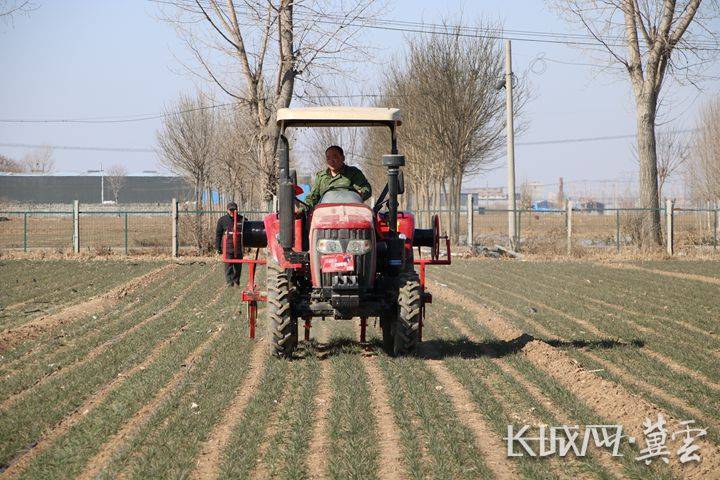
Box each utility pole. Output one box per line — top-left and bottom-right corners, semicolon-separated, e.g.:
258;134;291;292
505;39;517;249
100;162;105;203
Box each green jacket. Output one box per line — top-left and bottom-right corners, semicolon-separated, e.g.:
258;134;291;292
302;165;372;210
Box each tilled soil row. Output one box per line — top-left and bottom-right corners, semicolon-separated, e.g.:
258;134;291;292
446;267;720;391
0;266;208;410
430;279;720;480
1;277;225;479
0;263;174;352
605;263;720;286
191;340;268;480
438;269;719;424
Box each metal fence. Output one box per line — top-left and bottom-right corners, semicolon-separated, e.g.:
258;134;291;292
1;201;718;255
0;204;270;255
415;205;719;254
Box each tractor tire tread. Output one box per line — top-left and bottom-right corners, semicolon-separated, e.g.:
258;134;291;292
267;259;297;358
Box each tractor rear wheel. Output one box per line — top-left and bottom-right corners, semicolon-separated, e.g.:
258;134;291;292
381;270;421;356
267;259;297;358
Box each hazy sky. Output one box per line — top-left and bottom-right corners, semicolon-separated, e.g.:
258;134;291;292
1;1;718;198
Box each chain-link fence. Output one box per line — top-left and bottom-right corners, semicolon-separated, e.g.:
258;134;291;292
0;205;270;255
413;206;719;255
1;202;717;255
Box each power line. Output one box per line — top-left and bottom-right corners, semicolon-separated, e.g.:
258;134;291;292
0;142;155;153
0;94;422;124
0;128;698;154
151;0;720;50
516;128;697;146
0;102;236;124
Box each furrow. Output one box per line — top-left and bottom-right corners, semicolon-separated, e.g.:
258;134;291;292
429;279;720;480
425;360;520;480
361;356;406;480
0;267;209;410
191;339;268;480
306;360;332;480
0;285;225;479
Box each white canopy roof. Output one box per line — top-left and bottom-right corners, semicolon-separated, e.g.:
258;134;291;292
277;106;401;128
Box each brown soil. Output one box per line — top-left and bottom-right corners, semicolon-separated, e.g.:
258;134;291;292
442;312;627;479
76;325;225;480
191;339;268;480
2;286;226;479
361;356;406;480
0;267;210;410
0;264;174;352
469;273;720;392
306;360;332;480
426;360;520;480
248;394;283;480
436;273;720;413
604;262;720;286
430;280;720;480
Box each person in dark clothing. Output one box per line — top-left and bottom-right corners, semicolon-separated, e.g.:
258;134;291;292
216;202;244;286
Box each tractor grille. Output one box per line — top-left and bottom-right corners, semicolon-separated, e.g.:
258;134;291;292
317;228;371;288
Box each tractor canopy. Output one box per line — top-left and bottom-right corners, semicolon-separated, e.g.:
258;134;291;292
276;106;402;129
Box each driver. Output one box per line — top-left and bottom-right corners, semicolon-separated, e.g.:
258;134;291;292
301;145;372;211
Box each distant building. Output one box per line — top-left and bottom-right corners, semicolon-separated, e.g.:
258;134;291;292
0;171;193;204
531;200;558;211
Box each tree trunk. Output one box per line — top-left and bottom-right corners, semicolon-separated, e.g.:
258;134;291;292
635;98;663;246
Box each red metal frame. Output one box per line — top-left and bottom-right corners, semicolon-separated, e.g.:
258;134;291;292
222;211;452;344
222;211;267;339
413;225;452;341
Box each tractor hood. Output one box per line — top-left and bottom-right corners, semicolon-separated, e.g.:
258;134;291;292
310;204;374;230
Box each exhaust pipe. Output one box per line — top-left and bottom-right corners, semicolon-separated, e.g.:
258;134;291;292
382;154;405;233
278;134;294;250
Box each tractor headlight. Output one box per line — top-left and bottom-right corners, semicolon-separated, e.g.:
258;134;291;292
317;239;343;254
346;239;371;255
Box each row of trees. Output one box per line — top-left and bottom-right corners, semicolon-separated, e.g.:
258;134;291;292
361;23;527;242
0;146;55;174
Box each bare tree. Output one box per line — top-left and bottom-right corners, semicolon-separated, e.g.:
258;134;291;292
633;129;690;200
22;145;54;173
549;0;720;246
0;0;34;20
159;0;382;203
106;164;128;203
0;154;25;172
687;96;720;203
157;93;217;250
366;20;528;241
211;105;260;209
520;179;534;210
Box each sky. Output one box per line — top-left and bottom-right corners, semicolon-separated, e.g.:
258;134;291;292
1;0;718;200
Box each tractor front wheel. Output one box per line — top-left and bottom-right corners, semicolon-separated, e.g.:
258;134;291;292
382;271;422;356
267;259;297;358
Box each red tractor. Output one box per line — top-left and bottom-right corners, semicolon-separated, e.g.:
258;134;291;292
222;107;450;357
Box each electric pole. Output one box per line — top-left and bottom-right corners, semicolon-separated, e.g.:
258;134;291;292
505;39;517;249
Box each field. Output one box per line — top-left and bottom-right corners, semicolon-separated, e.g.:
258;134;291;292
0;257;719;479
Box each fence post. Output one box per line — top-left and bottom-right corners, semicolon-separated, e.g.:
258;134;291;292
23;212;28;252
73;200;80;253
466;193;474;247
171;198;179;257
665;198;674;256
517;210;522;249
566;199;573;255
124;212;129;255
714;207;718;252
615;209;621;254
